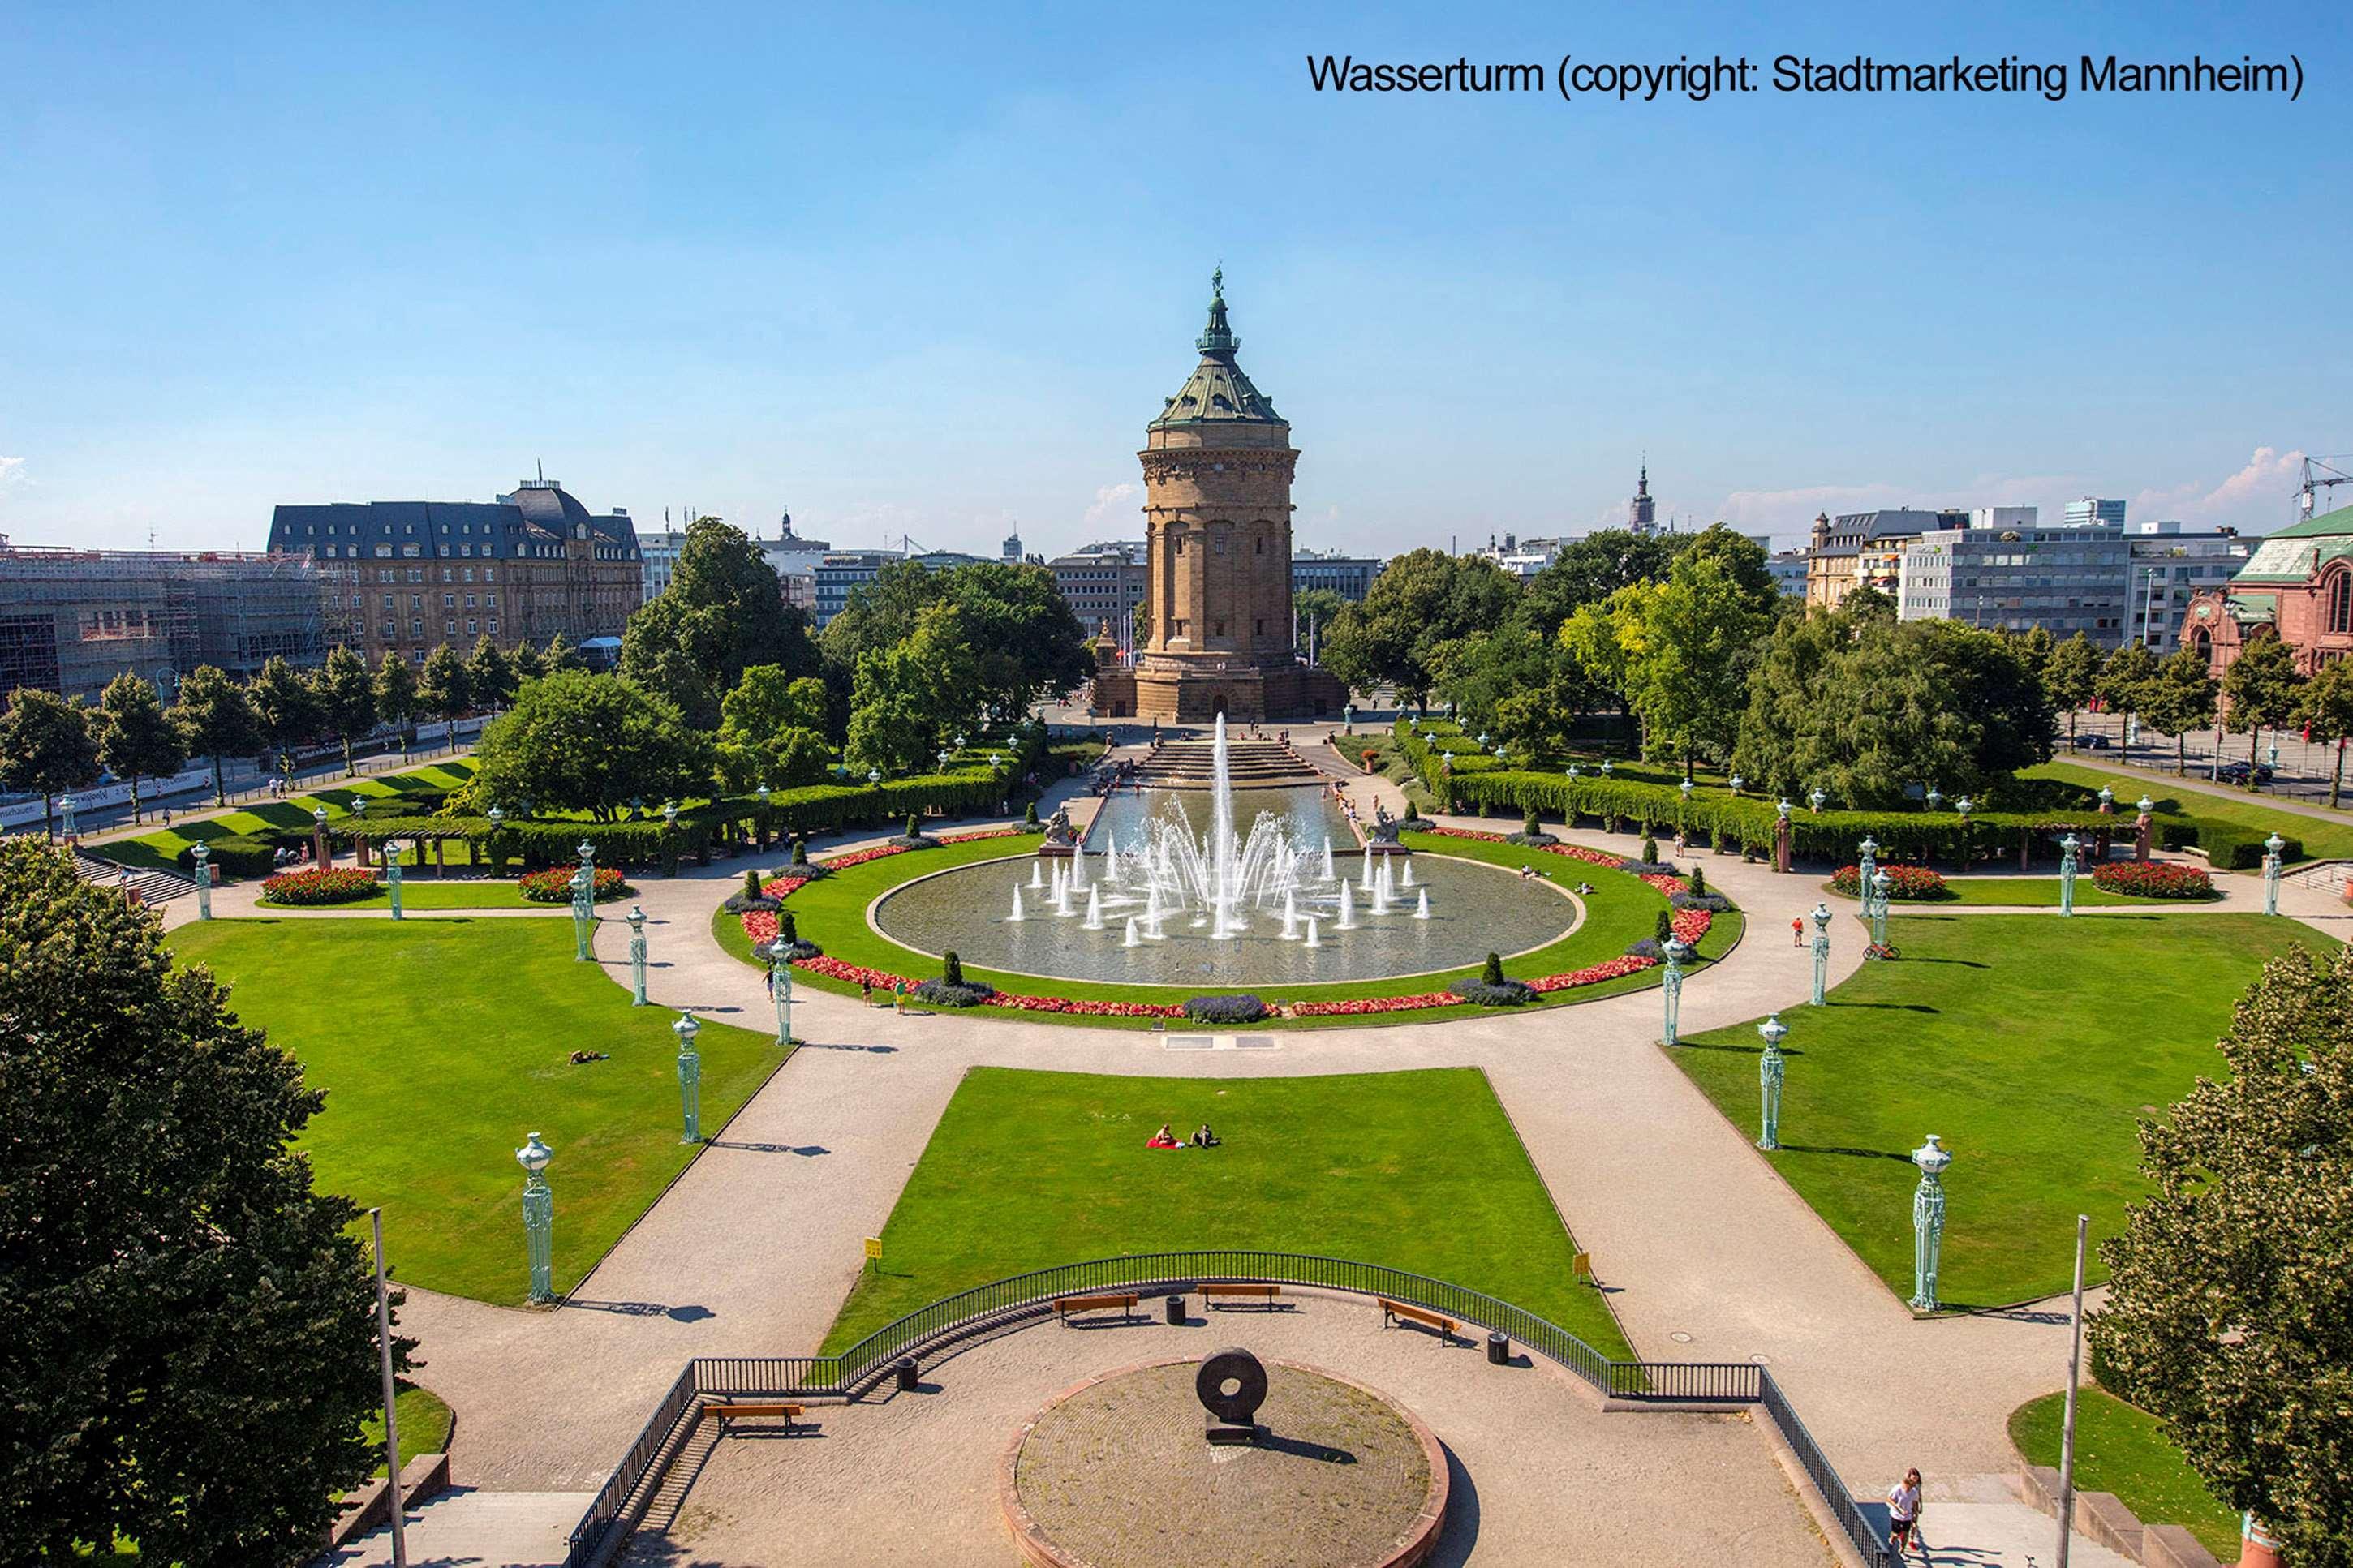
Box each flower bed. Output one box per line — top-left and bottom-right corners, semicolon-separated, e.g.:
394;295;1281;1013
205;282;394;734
1829;863;1951;901
2091;861;2215;899
820;844;916;872
518;866;634;903
938;827;1031;844
260;867;382;906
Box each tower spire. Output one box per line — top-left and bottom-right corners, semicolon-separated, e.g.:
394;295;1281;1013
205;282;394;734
1196;268;1237;355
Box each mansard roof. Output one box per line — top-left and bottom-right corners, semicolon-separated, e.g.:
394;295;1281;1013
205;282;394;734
1149;273;1285;432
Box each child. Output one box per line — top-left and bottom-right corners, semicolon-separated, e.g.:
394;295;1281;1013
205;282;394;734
1886;1468;1922;1556
1792;915;1806;948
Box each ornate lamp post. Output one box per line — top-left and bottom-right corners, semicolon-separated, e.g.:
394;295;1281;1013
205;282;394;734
59;793;78;840
1599;759;1615;777
1809;787;1826;814
516;1132;555;1304
765;938;795;1045
1809;901;1832;1006
1908;1134;1951;1312
2262;832;2285;916
2058;833;2080;917
1870;869;1892;951
1857;835;1879;900
673;1011;703;1144
191;840;213;921
1660;935;1688;1046
626;904;649;1005
386;839;404;920
1756;1013;1788;1151
570;840;596;961
313;802;331;866
1925;785;1942;814
1727;773;1744;796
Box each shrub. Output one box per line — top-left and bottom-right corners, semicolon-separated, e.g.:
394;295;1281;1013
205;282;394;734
1024;801;1039;827
2091;861;2216;899
517;865;634;903
742;868;760;903
1183;994;1269;1025
174;833;280;879
2193;824;2302;870
791;836;810;865
1481;951;1506;986
905;813;923;840
260;867;381;905
914;977;995;1007
1653;909;1674;943
1688;866;1708;898
1449;976;1534;1007
942;950;965;987
1641;833;1658;864
1829;864;1951;901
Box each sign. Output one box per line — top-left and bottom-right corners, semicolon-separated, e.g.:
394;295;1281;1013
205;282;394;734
864;1236;883;1273
1572;1251;1593;1283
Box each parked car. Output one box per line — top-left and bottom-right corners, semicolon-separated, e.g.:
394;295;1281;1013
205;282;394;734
2072;733;2111;750
2215;760;2275;785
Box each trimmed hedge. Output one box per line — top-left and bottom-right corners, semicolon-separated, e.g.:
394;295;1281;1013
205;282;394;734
176;830;308;879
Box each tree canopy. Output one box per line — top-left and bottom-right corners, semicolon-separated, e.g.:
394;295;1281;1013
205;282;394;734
2041;631;2103;743
0;838;398;1563
2139;647;2219;777
2296;659;2353;809
471;670;708;820
312;646;377;775
845;601;981;776
170;664;260;804
823;560;1089;725
715;665;832;793
2221;633;2304;775
0;686;101;836
96;672;186;825
1321;548;1516;708
622;517;817;729
247;655;320;772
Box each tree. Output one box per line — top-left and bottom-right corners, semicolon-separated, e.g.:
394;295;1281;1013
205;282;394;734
1674;524;1782;618
1320;549;1516;709
715;665;833;793
2042;632;2103;746
1439;626;1594;756
0;837;400;1563
507;638;545;684
95;672;185;826
247;655;320;776
312;646;377;776
2296;659;2353;810
2090;942;2353;1567
2138;647;2219;778
944;561;1093;722
470;671;708;821
0;687;102;837
2222;634;2304;784
1611;550;1774;776
621;517;816;729
542;630;583;672
818;558;949;674
372;651;419;761
170;664;260;805
1523;529;1685;625
466;635;516;715
1293;587;1349;659
845;602;982;776
2096;640;2159;738
416;645;471;753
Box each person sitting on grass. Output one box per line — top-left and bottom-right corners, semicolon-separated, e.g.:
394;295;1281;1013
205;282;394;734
1146;1123;1181;1149
1191;1123;1220;1148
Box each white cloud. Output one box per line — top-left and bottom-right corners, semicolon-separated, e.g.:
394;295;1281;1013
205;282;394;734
1710;482;1912;534
2131;447;2306;531
1081;482;1138;527
0;456;26;500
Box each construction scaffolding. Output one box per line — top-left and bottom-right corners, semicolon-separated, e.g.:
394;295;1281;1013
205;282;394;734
0;544;329;700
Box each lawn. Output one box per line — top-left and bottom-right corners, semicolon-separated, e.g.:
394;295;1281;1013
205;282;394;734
2024;760;2353;865
89;760;478;874
2010;1389;2239;1559
824;1066;1633;1360
1822;876;2209;909
1675;913;2334;1308
711;831;1740;1028
362;1382;454;1477
166;917;787;1304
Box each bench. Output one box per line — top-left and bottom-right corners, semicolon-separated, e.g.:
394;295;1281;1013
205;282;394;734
1199;1282;1284;1310
1377;1296;1459;1345
701;1401;805;1432
1053;1291;1141;1326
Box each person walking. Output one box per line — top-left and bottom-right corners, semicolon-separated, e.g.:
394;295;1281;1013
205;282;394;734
1791;915;1805;949
1886;1467;1923;1556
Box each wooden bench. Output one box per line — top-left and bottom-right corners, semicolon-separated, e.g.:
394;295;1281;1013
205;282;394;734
1053;1291;1141;1326
1377;1296;1459;1345
1199;1282;1284;1310
701;1400;805;1432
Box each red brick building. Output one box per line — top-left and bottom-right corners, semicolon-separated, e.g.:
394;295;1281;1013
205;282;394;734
2184;502;2353;676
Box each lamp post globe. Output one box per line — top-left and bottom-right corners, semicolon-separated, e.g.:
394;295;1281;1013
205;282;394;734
1678;779;1693;799
191;840;213;921
1659;935;1689;1046
867;767;881;786
673;1011;704;1143
757;782;771;807
1925;786;1941;813
1775;797;1792;821
1808;901;1833;1006
626;904;650;1005
1756;1013;1789;1150
2136;795;2153;814
2097;784;2114;810
1599;759;1615;776
1955;795;1973;818
1566;764;1580;781
1908;1134;1952;1311
315;804;329;826
515;1132;556;1303
2058;833;2081;917
2262;832;2286;916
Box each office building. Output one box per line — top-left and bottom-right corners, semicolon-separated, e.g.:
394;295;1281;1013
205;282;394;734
640;526;687;599
1765;550;1810;599
811;550;905;629
1291;548;1384;604
2065;497;2128;530
2124;522;2252;653
1050;541;1149;644
1897;515;2127;645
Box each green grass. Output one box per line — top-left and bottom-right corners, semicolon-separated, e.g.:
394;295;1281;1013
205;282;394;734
361;1382;454;1477
89;760;478;874
166;917;787;1304
2010;1389;2239;1559
1676;913;2334;1308
708;831;1739;1027
824;1066;1632;1360
1822;876;2209;908
2024;759;2353;864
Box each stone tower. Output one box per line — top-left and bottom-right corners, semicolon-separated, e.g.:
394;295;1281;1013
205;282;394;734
1628;462;1657;535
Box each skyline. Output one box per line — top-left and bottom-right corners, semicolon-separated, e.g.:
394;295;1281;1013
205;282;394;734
3;1;2347;557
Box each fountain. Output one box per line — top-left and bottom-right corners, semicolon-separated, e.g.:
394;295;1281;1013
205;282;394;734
1361;851;1375;891
1280;891;1298;939
1322;837;1336;880
1009;885;1026;921
1123;917;1140;947
1337;881;1357;930
1071;840;1087;887
1030;860;1044;891
1370;870;1390;917
1414;889;1430;919
1083;884;1104;930
1304;917;1322;948
1055;871;1075;918
1400;858;1415;889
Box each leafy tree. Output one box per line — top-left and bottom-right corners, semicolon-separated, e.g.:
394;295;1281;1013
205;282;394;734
2090;942;2353;1567
1730;604;1852;797
1440;627;1594;756
542;630;583;672
2096;640;2159;737
944;561;1092;722
1558;588;1641;732
372;650;419;761
2018;623;2056;681
1612;550;1774;776
1673;524;1782;618
417;645;471;753
0;837;402;1563
622;517;816;729
2295;659;2353;810
1522;529;1684;627
312;646;377;775
845;602;981;775
466;635;516;714
1293;587;1349;659
96;672;185;826
2138;647;2219;778
471;671;708;821
170;664;260;804
2042;632;2103;746
507;638;545;684
1321;548;1516;709
0;687;102;837
248;655;320;776
715;665;833;793
818;559;948;674
2222;634;2304;784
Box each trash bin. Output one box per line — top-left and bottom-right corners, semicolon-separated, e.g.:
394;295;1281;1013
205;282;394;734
894;1356;919;1392
1486;1331;1510;1366
1164;1291;1186;1326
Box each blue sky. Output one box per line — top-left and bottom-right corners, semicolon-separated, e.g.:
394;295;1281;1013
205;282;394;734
3;1;2347;556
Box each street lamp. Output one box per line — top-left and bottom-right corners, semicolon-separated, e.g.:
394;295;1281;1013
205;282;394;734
1925;786;1942;813
764;938;795;1045
1809;901;1832;1006
570;840;596;961
756;782;771;809
1599;759;1615;777
2263;832;2286;916
191;840;213;921
1908;1134;1952;1312
313;802;331;866
1660;935;1689;1046
59;793;78;840
386;839;404;920
2058;833;2080;917
937;747;953;771
673;1011;703;1144
1808;788;1826;813
1756;1014;1788;1150
1727;774;1744;795
516;1132;555;1304
626;904;649;1005
1870;870;1892;950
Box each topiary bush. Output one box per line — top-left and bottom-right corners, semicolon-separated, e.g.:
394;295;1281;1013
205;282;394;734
1183;994;1269;1025
914;951;995;1007
1024;801;1039;827
1641;833;1658;864
1481;951;1505;986
1452;955;1533;1006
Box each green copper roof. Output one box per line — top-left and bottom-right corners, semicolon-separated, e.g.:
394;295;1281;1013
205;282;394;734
2258;500;2353;539
1151;271;1284;430
2230;527;2353;585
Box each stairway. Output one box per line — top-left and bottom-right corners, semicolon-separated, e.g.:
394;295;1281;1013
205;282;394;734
74;852;199;906
1130;738;1328;791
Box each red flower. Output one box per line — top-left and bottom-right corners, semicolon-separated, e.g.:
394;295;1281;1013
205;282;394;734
260;867;381;905
1829;864;1948;900
518;865;632;903
2090;861;2213;899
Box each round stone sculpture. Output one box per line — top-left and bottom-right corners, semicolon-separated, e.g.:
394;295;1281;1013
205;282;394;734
1002;1355;1448;1568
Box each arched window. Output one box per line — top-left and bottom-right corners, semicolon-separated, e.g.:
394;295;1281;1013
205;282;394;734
2328;569;2352;635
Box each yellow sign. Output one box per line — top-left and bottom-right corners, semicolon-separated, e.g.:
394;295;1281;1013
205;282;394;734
864;1236;884;1260
1572;1251;1593;1283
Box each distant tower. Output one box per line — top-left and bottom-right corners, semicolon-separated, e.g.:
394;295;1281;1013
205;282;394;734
1001;531;1023;561
1629;462;1658;535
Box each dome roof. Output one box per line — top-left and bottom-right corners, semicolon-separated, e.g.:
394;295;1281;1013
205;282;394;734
1150;272;1284;431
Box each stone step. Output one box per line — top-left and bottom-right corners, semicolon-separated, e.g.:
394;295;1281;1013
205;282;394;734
74;852;198;905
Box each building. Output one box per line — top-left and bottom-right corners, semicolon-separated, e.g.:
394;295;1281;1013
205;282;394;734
1897;515;2128;645
639;526;687;600
1806;509;1947;609
0;542;329;700
2184;502;2353;676
811;550;905;629
2125;522;2252;653
757;513;832;597
1291;548;1384;604
2065;496;2128;530
1089;273;1345;721
1765;550;1810;599
1628;464;1658;535
1050;541;1149;647
1472;533;1561;579
1000;531;1024;561
268;475;643;666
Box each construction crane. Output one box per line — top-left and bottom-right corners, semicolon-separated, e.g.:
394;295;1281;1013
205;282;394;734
2299;455;2353;520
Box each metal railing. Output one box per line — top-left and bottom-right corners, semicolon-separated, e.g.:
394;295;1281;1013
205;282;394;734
564;1251;1888;1567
